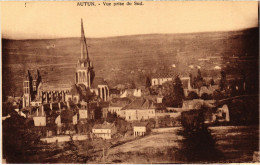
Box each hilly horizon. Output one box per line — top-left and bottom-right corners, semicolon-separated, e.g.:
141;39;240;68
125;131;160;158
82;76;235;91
2;27;257;41
2;27;258;98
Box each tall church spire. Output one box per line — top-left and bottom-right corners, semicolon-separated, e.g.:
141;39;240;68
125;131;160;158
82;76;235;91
81;19;89;60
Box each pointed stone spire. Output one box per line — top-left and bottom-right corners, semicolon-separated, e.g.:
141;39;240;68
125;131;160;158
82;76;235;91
81;18;89;61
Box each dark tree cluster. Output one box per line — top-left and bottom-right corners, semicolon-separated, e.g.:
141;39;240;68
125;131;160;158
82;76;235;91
162;75;185;107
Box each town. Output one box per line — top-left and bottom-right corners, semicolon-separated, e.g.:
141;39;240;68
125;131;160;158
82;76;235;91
2;19;259;163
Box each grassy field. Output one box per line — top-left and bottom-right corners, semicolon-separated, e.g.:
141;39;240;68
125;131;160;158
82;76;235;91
96;125;259;163
3;125;258;163
2;28;258;98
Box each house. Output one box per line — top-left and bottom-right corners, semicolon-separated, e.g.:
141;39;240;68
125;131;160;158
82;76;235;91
55;115;62;134
32;106;46;126
216;104;230;122
120;88;142;98
182;99;216;110
78;101;88;119
151;72;175;86
121;99;156;121
92;121;116;139
182;99;204;110
156;96;163;103
109;88;121;99
121;98;167;121
102;97;132;118
133;122;149;137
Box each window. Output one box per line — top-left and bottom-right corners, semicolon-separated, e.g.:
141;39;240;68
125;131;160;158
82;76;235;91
129;116;131;119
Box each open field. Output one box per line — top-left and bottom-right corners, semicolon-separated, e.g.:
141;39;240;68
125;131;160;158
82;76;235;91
20;125;257;164
98;125;259;163
2;28;258;97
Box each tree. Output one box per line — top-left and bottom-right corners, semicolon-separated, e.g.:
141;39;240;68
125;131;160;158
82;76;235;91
2;114;41;163
189;73;194;88
162;76;184;107
145;76;151;88
212;90;225;100
220;70;227;91
83;87;93;103
201;93;213;100
210;78;215;86
197;69;203;81
187;91;199;100
130;81;136;89
106;112;118;123
194;69;205;89
173;75;185;102
161;81;174;97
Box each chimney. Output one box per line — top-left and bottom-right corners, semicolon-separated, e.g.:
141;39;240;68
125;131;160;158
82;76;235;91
42;105;44;116
37;108;39;116
66;101;70;110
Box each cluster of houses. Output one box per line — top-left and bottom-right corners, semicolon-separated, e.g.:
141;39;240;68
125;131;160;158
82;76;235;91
3;19;230;142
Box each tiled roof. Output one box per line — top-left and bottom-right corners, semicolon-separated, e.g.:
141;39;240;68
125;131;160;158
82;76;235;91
69;84;80;95
109;88;121;94
91;77;108;88
41;83;71;92
133;122;149;127
151;72;175;79
110;97;132;107
122;98;157;110
93;121;115;129
31;106;46;117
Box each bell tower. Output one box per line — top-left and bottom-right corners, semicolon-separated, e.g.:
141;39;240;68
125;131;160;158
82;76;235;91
75;19;95;88
23;70;32;108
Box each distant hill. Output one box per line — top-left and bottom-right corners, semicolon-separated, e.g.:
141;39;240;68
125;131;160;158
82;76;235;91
2;28;258;98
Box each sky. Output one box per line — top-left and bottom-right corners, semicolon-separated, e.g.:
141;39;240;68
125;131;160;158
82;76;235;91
1;1;258;39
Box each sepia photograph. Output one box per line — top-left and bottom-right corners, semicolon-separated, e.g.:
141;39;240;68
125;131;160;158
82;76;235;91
1;1;259;164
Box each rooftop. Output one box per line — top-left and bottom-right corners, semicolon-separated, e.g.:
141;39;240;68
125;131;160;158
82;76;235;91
93;121;115;129
122;98;164;110
91;77;108;88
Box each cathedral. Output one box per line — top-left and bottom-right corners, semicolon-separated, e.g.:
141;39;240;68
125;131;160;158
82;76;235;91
22;19;109;108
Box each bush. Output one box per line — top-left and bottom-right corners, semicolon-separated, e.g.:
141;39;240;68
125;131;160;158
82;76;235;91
187;91;199;100
2;114;41;163
200;93;213;100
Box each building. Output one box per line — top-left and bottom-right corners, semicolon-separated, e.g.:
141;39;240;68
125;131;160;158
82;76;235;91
22;19;109;107
92;121;116;139
121;99;156;121
90;77;109;102
133;122;149;137
216;104;230;122
120;88;142;98
182;99;216;110
150;73;192;96
121;98;167;121
102;97;132;118
32;106;46;126
151;72;175;86
22;70;42;108
78;101;88;119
